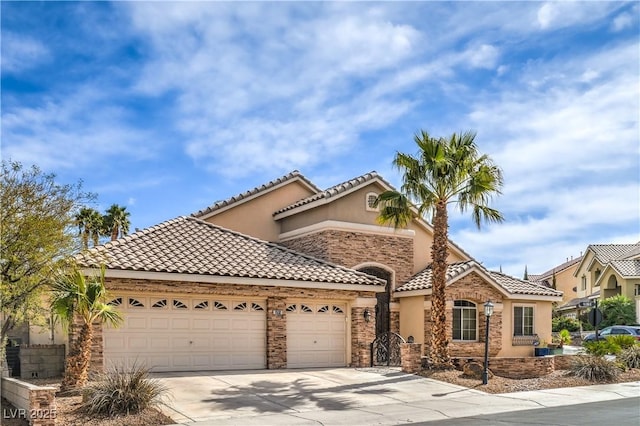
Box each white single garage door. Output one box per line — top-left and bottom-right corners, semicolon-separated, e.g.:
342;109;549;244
286;302;347;368
104;295;266;372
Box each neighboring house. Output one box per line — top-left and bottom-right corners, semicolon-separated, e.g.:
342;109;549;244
569;243;640;323
529;256;582;305
24;170;561;372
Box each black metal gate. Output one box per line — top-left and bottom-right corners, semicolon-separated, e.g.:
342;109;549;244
370;332;406;367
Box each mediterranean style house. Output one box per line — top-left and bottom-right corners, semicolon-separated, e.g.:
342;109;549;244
26;170;562;372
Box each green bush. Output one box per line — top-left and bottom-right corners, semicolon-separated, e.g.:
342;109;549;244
583;340;621;356
552;317;580;332
619;345;640;369
570;355;620;382
81;363;167;417
556;329;572;346
606;335;637;350
599;295;636;327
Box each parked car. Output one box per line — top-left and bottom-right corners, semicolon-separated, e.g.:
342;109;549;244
583;325;640;342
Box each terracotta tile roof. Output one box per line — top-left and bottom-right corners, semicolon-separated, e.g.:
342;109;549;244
192;170;320;218
75;216;385;286
395;261;562;297
609;260;640;277
531;256;582;281
273;171;385;215
589;243;640;264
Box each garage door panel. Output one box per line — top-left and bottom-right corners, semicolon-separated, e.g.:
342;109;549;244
104;296;266;371
287;302;347;368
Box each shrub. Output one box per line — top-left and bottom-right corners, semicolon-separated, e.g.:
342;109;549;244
599;295;636;327
583;340;621;356
570;355;620;382
552;317;580;332
555;329;572;346
81;363;167;417
606;335;637;350
619;345;640;369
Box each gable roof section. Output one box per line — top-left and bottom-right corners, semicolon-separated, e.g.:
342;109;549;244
192;170;320;220
574;243;640;277
395;261;562;299
273;170;473;261
594;260;640;286
75;216;385;289
273;171;385;217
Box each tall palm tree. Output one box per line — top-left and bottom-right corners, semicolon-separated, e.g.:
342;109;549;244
103;204;131;241
51;268;122;392
86;209;104;247
375;130;504;368
74;207;94;250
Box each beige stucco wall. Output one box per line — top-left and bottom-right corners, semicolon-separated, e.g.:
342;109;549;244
575;252;602;299
205;180;314;241
499;299;553;357
554;264;578;303
399;296;425;344
28;321;66;347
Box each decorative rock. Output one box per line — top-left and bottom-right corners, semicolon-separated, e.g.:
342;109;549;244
463;361;493;379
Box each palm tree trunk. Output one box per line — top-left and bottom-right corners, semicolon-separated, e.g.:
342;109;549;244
61;322;93;392
430;200;452;368
111;225;118;241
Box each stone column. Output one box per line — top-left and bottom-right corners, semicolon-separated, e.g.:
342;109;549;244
400;343;423;373
351;306;375;367
266;297;287;369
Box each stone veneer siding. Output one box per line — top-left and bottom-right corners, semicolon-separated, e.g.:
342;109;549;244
453;356;555;379
87;278;379;371
400;343;423;373
1;377;56;426
390;311;400;334
280;230;415;287
424;272;504;358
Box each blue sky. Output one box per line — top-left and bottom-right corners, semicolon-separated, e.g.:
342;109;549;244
2;1;639;277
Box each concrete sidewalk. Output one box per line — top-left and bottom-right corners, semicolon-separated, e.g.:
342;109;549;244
156;367;640;425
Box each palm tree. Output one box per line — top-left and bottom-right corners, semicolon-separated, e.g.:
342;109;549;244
74;207;95;250
51;268;122;392
86;209;104;247
103;204;131;241
375;130;504;368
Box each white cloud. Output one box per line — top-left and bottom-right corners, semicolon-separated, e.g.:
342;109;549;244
612;11;633;32
1;32;50;73
463;44;500;69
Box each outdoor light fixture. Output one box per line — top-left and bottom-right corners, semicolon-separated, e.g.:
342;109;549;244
272;309;283;318
363;308;371;323
482;300;494;385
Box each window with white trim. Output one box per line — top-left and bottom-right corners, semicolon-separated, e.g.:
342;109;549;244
513;305;535;336
365;192;379;212
581;275;587;291
452;300;477;341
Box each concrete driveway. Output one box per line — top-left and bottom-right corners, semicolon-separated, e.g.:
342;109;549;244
154;367;485;425
154;367;640;425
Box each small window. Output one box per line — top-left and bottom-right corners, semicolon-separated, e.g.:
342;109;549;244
234;302;248;311
453;300;477;341
581;275;587;291
152;299;167;308
173;299;187;309
195;301;209;310
365;192;379;212
129;298;144;308
333;305;344;314
514;305;535;336
300;304;313;313
286;304;297;312
108;297;122;307
214;301;227;310
251;302;264;312
318;305;329;313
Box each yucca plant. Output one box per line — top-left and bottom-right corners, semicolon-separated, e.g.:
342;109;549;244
82;362;168;417
606;335;637;350
570;355;620;382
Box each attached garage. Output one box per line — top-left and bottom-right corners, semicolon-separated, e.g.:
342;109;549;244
286;301;347;368
103;295;266;372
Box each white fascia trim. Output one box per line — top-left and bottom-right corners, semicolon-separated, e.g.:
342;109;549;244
279;220;415;242
84;268;386;293
274;177;389;220
199;177;316;220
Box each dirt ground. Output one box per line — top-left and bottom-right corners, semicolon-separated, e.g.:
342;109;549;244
4;368;640;425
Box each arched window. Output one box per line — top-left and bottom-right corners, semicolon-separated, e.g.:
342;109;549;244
453;300;477;341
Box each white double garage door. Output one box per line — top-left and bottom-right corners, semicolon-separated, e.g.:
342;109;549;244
104;295;348;372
